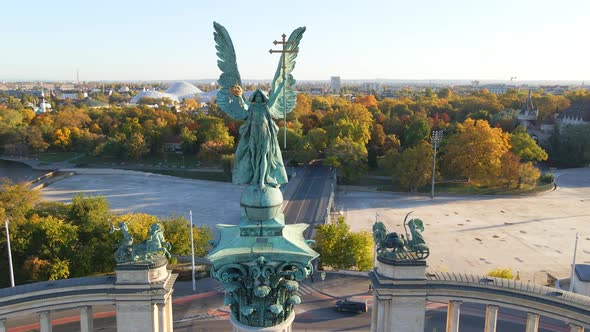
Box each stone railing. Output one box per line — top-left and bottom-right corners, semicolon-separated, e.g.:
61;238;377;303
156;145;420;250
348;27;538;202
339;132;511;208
425;271;590;330
0;263;177;332
371;260;590;332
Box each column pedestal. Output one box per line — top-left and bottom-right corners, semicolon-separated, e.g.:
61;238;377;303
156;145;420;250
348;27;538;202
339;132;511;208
114;259;177;332
230;312;295;332
369;257;427;332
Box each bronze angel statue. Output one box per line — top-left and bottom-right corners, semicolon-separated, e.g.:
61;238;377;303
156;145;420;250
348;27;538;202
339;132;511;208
213;22;305;189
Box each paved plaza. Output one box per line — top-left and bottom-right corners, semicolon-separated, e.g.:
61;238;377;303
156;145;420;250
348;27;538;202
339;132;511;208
42;167;590;283
41;168;241;225
339;167;590;282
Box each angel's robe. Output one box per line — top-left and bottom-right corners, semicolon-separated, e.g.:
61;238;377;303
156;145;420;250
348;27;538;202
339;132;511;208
232;90;288;188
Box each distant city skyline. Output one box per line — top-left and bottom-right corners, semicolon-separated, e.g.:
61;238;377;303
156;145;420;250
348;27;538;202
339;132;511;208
2;0;589;81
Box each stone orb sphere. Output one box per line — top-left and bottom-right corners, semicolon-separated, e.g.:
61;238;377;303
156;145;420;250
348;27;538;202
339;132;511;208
240;185;283;221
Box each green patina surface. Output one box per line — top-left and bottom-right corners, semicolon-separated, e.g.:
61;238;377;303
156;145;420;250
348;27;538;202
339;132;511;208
206;22;318;328
372;212;430;261
112;222;172;263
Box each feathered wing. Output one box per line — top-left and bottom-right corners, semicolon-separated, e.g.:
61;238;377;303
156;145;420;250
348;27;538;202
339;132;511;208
268;26;306;119
213;22;248;120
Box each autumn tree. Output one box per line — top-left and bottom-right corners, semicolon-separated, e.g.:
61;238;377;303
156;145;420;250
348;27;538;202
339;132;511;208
509;127;548;162
323;103;373;145
355;95;378;109
197;116;234;148
313;217;373;271
0;180;40;224
324;137;368;183
180;127;198;154
441;119;511;186
67;194;115;276
127;132;149;160
370;123;386;148
305;128;328;152
518;162;541;189
394;141;433;192
403;117;430;148
52;127;72;150
20;215;78;280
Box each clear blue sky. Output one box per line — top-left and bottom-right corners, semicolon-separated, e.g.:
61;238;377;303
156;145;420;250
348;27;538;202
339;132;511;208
2;0;589;81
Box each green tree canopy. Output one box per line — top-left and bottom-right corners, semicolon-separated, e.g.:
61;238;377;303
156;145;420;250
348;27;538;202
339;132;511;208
324;136;368;183
395;141;434;192
509;127;548;162
323;103;373;145
403;117;430;148
313;217;373;271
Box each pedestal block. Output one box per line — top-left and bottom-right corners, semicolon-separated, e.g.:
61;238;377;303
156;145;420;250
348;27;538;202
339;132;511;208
114;258;177;332
369;257;427;332
208;184;318;332
230;312;295;332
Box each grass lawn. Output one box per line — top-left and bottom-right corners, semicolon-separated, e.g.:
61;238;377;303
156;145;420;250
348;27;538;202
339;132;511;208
144;169;230;182
38;152;82;162
76;153;221;169
354;176;554;195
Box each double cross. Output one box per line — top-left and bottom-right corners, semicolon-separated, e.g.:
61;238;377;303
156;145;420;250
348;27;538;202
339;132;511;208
269;33;298;149
269;33;298;75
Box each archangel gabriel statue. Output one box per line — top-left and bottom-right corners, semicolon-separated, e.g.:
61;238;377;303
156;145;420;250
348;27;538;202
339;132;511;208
213;22;305;189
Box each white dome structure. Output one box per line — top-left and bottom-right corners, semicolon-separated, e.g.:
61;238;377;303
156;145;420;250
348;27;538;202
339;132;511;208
200;90;218;103
165;81;203;101
130;90;179;104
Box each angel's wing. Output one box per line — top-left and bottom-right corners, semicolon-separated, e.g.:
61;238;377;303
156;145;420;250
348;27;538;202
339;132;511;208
213;22;248;120
268;26;306;119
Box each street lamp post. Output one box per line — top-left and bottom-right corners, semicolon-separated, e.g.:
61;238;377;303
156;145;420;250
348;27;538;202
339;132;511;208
430;130;443;199
4;219;15;287
189;210;196;292
569;232;579;292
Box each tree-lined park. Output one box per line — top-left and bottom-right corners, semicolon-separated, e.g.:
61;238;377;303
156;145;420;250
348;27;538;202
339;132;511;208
2;86;590;285
2;88;589;190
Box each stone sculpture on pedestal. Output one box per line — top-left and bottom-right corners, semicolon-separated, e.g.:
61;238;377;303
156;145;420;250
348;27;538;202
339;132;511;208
111;222;176;332
370;211;429;332
207;22;318;331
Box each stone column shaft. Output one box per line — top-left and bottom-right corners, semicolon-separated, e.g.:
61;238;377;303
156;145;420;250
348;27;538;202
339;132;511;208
484;305;498;332
525;313;540;332
165;298;173;331
158;303;166;332
0;318;7;332
445;300;462;332
370;294;378;332
39;311;52;332
375;299;388;332
569;324;584;332
80;306;93;332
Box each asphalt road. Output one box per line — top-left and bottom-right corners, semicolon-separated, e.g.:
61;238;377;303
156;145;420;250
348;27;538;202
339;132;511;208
283;164;335;239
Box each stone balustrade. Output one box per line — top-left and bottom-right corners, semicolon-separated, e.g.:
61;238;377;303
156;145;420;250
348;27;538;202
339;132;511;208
0;261;176;332
370;259;590;332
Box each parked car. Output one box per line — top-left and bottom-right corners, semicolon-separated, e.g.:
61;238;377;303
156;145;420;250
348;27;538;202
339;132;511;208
335;299;368;313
